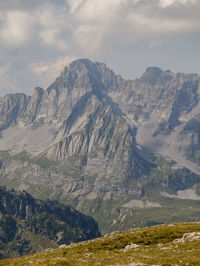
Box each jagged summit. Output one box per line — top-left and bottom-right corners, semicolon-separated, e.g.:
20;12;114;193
0;59;200;234
51;58;117;95
69;58;96;69
144;66;163;75
60;58;100;79
46;59;108;107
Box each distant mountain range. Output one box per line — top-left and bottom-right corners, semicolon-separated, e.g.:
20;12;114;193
0;59;200;233
0;186;100;259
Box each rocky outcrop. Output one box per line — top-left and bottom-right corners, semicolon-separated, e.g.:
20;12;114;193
0;93;30;130
173;232;200;243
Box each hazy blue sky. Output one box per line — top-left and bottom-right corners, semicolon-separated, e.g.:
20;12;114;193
0;0;200;95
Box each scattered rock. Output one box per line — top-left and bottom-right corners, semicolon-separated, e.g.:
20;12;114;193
113;263;144;266
124;243;140;251
173;232;200;243
129;263;144;266
59;244;68;249
44;248;53;252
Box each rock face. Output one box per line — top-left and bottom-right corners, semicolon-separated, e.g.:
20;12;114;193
0;59;152;183
0;186;100;259
127;68;200;172
1;58;200;233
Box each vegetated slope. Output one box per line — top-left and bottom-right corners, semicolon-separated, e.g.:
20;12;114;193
0;186;100;259
0;59;200;233
2;222;200;265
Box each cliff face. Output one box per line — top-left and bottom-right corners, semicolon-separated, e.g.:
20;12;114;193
118;68;200;170
1;59;199;168
1;59;200;233
0;59;152;179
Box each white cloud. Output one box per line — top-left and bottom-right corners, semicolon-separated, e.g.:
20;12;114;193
0;10;34;46
0;0;199;53
0;63;18;94
159;0;198;8
67;0;84;14
73;0;121;21
68;0;200;52
35;3;70;51
0;0;199;94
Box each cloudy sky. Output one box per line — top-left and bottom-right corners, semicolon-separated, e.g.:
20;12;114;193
0;0;199;95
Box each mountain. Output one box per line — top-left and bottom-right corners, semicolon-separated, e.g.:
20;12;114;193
0;59;200;233
0;186;100;259
2;222;200;265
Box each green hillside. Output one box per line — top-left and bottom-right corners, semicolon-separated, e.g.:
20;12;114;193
0;186;100;259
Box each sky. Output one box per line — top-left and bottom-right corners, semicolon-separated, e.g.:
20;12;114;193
0;0;200;95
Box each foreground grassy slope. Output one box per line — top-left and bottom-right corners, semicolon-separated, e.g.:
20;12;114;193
2;223;200;265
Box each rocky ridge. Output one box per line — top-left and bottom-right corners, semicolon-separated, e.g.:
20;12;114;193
0;59;200;232
0;186;100;259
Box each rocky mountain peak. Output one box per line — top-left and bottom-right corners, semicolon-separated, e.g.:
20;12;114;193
1;58;200;237
69;58;96;71
144;66;163;76
60;59;93;79
139;66;174;87
57;58;103;91
32;87;44;97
